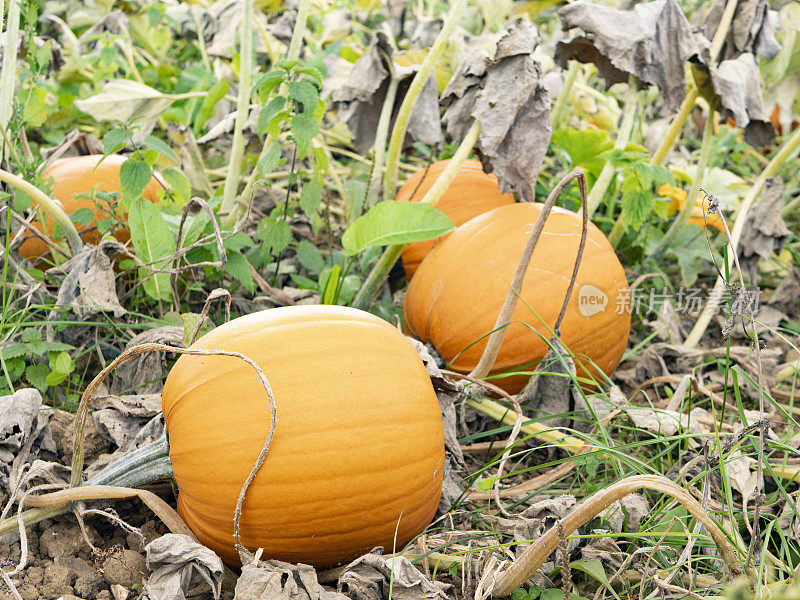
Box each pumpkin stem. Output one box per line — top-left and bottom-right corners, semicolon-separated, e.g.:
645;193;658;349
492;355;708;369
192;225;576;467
489;474;747;596
0;169;84;256
470;168;587;380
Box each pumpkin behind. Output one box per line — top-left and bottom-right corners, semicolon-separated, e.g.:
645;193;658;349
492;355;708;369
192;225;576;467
397;159;515;279
19;154;164;259
404;202;630;393
162;305;444;568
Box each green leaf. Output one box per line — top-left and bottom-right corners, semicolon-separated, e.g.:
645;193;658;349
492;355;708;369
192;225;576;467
128;196;174;301
290;112;320;158
161;167;191;203
570;559;613;591
120;158;154;205
70;207;95;226
0;343;27;360
103;128;133;156
21;87;50;127
25;363;50;393
257;218;292;256
50;351;74;375
293;66;323;86
224;231;254;252
299;176;323;218
255;141;282;178
21;328;41;343
143;135;179;164
552;128;613;179
296;239;324;274
288;80;319;113
225;252;256;293
474;475;499;492
258;96;286;136
620;186;652;230
341;201;455;256
258;71;285;101
321;264;341;304
195;77;230;132
45;371;68;387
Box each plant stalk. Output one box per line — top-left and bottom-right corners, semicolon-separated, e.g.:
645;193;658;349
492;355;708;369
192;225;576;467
549;61;579;128
219;0;255;219
223;0;312;227
684;124;800;347
366;74;400;205
381;0;469;202
0;0;20;164
586;78;638;216
351;120;481;310
470;168;585;379
0;169;84;255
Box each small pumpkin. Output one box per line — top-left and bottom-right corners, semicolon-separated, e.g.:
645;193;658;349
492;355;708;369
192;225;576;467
397;159;515;279
404;203;630;393
162;305;444;568
19;154;165;259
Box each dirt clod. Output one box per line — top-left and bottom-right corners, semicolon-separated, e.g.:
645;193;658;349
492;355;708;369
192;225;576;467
101;548;148;588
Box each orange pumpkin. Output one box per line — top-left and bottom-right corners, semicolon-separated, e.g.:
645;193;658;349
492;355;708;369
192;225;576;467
397;159;515;279
162;305;444;568
404;203;630;393
19;154;165;259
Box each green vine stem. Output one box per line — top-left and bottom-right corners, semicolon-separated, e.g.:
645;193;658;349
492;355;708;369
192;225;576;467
219;0;255;219
639;104;716;255
0;0;21;163
222;0;312;227
648;0;738;166
381;0;469;202
490;474;745;596
351;120;481;310
366;73;400;205
586;76;638;216
684;124;800;347
549;61;579;128
0;168;84;255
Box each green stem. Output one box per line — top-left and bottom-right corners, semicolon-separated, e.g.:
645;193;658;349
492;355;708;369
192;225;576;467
223;0;312;227
550;61;579;128
367;75;400;205
351;120;481;310
381;0;469;202
0;0;20;164
219;0;255;219
643;104;715;258
0;169;84;255
684;124;800;348
586;79;638;216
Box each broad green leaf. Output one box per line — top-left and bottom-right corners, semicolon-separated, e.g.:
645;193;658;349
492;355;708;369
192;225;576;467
70;207;94;226
570;559;617;599
255;141;282;178
288;80;319;113
257;217;292;256
258;96;286;136
225;252;256;293
321;264;341;304
21;87;50;127
25;363;50;393
120;158;154;205
341;201;455;256
143;134;179;164
296;239;324;274
258;71;285;101
299;176;323;218
224;231;255;252
195;77;230;132
161;167;191;203
103;128;133;156
128;196;174;301
50;351;74;375
290;112;320;158
552;128;613;179
474;475;498;492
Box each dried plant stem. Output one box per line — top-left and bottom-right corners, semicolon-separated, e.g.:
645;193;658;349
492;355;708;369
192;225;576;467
0;0;20;163
0;169;83;255
381;0;469;202
491;475;744;596
684;124;800;347
223;0;312;226
587;78;638;217
219;0;254;219
470;168;586;379
351;120;481;309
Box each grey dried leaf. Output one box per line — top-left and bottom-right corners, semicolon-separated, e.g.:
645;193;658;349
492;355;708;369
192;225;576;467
741;178;790;262
338;552;453;600
726;451;757;504
699;0;780;61
555;0;709;112
598;494;649;533
694;53;776;146
140;534;224;600
0;389;56;489
201;0;284;58
110;326;183;395
768;268;800;311
40;129;103;161
580;534;626;569
333;33;442;153
442;18;551;200
507;496;579;558
645;299;684;344
632;343;706;382
234;557;346;600
90;393;162;452
517;338;589;432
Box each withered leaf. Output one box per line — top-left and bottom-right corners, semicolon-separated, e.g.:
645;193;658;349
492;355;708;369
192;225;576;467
0;389;56;490
333;33;442;154
141;534;224;600
699;0;780;62
234;558;346;600
555;0;708;112
442;18;551;200
741;178;790;262
338;552;453;600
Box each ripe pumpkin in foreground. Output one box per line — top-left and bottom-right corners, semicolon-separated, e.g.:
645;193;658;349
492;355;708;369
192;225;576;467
397;159;515;279
404;203;631;393
162;305;444;568
19;154;165;259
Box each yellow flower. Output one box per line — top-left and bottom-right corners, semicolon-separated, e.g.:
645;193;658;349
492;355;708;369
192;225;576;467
657;184;728;232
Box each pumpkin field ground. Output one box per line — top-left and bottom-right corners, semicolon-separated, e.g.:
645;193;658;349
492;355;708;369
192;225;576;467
2;0;800;598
